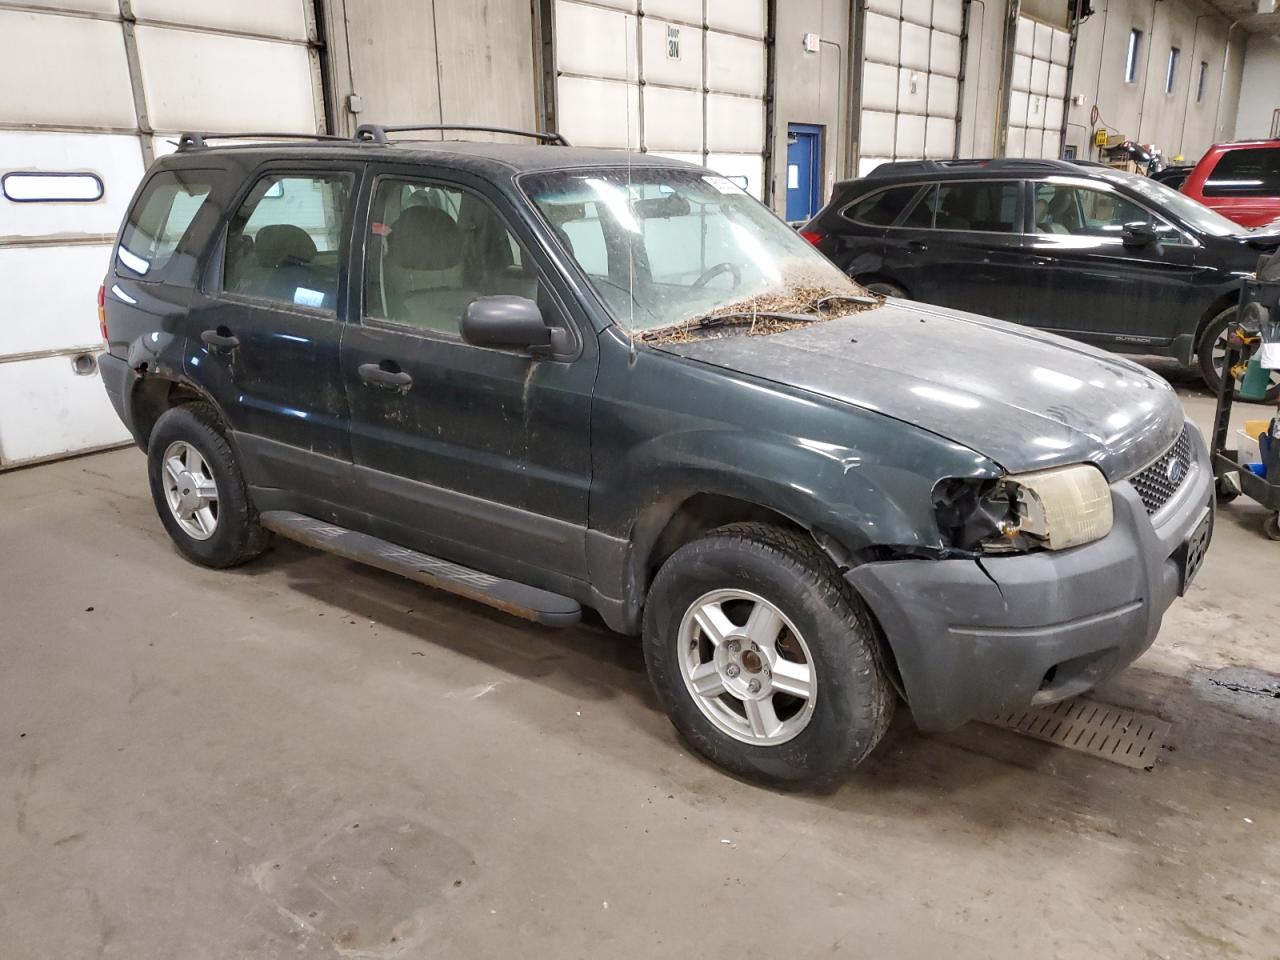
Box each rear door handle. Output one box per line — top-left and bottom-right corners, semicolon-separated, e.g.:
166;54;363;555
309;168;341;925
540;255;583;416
201;327;239;349
358;362;413;391
906;239;929;253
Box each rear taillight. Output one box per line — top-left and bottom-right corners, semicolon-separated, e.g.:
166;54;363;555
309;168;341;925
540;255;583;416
97;283;107;342
799;229;824;247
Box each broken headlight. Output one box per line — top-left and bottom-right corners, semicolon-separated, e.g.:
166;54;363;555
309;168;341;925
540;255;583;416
934;464;1114;554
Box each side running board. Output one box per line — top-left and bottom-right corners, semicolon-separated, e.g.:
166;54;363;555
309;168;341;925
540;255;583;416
259;511;582;627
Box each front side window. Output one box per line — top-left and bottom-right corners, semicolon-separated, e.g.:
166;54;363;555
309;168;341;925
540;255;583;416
364;178;538;335
844;185;924;226
224;173;352;311
1203;147;1280;199
1033;181;1184;243
117;170;214;278
522;167;866;334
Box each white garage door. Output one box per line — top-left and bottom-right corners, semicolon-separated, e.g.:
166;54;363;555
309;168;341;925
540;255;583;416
1004;15;1070;159
552;0;768;199
858;0;965;177
0;0;323;469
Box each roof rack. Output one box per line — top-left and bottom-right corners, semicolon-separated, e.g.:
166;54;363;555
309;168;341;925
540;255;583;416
863;157;1084;178
175;131;354;151
353;123;570;146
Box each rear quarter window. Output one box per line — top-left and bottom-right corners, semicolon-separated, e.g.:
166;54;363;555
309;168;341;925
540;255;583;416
117;169;216;280
843;185;923;226
1203;147;1280;198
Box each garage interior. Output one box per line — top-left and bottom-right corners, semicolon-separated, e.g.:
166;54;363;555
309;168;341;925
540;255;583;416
2;0;1280;957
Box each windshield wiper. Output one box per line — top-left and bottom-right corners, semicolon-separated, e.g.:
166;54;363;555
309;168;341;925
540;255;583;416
812;293;880;310
691;309;819;329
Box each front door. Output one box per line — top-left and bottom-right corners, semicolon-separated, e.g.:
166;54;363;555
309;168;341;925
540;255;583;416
785;124;823;223
190;164;361;506
340;168;597;586
1024;179;1204;347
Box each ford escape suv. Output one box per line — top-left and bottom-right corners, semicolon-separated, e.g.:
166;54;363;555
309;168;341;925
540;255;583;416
100;126;1214;787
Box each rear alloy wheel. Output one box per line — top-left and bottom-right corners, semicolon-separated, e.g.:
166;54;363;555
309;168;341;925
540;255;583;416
160;440;219;540
1198;306;1280;404
643;522;894;787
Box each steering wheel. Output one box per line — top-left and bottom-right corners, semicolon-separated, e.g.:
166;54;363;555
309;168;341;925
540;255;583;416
691;261;742;289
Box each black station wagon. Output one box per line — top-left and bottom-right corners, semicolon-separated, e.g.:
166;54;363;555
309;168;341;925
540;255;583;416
801;158;1280;400
100;126;1213;786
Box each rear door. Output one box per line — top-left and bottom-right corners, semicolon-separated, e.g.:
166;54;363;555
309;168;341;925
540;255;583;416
1026;178;1203;347
340;165;598;586
885;178;1029;318
188;163;361;508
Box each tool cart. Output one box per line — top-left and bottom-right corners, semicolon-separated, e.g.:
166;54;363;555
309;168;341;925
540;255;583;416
1210;249;1280;540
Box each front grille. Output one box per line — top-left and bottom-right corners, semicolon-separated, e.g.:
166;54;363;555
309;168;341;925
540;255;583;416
1129;425;1193;515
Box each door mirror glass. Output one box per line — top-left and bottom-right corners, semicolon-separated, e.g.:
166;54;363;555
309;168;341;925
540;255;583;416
1121;221;1158;247
461;296;552;353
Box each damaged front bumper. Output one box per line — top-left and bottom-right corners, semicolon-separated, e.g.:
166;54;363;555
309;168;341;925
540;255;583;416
847;420;1213;732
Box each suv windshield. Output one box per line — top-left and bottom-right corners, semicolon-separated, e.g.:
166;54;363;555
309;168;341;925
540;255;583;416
521;167;869;333
1106;170;1242;236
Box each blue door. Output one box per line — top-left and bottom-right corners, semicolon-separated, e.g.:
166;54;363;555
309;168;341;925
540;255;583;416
785;123;823;222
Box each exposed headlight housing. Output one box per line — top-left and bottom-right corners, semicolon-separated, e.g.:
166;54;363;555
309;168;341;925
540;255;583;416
934;464;1113;554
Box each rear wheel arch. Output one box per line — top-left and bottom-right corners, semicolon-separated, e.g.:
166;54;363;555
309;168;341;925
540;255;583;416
129;374;230;448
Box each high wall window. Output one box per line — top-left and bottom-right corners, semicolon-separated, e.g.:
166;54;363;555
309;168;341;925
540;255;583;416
1165;47;1180;95
1125;29;1142;84
1197;61;1209;103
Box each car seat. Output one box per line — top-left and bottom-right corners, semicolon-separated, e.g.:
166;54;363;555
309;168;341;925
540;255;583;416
248;224;326;305
1035;197;1069;234
384;205;478;333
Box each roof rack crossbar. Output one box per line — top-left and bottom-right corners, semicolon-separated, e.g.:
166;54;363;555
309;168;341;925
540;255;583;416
354;123;570;146
176;131;353;151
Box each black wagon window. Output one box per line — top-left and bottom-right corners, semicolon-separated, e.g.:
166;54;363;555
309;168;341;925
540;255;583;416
224;173;352;311
1203;147;1280;199
845;186;923;226
931;181;1022;232
117;170;214;278
364;178;538;335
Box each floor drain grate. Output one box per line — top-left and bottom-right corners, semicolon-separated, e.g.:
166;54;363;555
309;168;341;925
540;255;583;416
987;698;1171;770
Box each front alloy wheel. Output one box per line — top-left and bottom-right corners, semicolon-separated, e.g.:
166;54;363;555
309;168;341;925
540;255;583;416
678;589;816;746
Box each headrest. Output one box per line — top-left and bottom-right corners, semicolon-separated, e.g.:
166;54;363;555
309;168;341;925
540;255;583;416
388;206;461;271
254;224;316;268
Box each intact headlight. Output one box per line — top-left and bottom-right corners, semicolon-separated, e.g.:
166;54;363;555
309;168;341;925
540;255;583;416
934;464;1113;554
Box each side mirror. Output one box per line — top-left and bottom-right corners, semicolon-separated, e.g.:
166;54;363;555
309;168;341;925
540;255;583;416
461;295;553;354
1121;221;1158;248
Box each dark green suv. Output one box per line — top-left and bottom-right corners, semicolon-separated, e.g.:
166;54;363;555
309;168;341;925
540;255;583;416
100;126;1213;786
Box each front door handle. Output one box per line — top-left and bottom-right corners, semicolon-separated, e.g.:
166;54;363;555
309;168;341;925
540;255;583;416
201;327;239;349
358;362;413;392
906;239;929;253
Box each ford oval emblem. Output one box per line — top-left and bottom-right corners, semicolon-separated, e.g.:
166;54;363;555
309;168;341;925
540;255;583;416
1166;457;1186;485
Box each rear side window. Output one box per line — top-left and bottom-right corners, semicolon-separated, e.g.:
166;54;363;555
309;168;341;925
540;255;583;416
224;173;353;311
844;186;922;226
931;181;1022;233
1203;147;1280;198
117;170;214;278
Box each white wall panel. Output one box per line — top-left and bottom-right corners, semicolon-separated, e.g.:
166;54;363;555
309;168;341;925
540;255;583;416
1015;16;1034;55
925;117;956;158
640;0;700;23
897;69;928;115
11;0;116;12
1012;53;1032;91
0;355;131;466
1048;62;1068;98
705;94;763;152
928;75;959;116
135;26;317;133
647;150;703;166
860;111;897;157
863;13;900;63
1034;22;1053;60
895;114;926;155
902;0;932;26
1050;27;1071;66
706;0;764;38
866;0;901;16
641;17;701;87
555;1;637;81
705;153;763;200
0;132;144;239
932;0;964;35
899;21;931;71
1030;58;1050;95
642;86;702;151
0;245;112;355
0;10;136;128
1006;125;1026;157
556;76;640;148
706;31;765;96
862;62;899;111
1004;16;1071;159
930;31;961;76
130;0;309;41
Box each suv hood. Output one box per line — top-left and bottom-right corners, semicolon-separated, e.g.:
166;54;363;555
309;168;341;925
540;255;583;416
658;300;1183;481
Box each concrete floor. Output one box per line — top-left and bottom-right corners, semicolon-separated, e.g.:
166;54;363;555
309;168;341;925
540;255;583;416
2;365;1278;960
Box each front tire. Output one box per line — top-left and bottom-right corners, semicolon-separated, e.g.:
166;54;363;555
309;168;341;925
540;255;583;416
1198;306;1280;404
642;523;894;788
859;279;906;299
147;402;270;568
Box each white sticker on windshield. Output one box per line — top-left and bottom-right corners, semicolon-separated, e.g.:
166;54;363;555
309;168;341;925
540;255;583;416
702;175;743;195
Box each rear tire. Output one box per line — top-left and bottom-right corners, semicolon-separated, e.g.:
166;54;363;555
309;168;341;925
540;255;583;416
642;522;894;788
1198;306;1280;404
147;402;270;568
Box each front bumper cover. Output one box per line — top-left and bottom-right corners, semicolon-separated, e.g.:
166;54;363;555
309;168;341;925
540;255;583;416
848;420;1213;732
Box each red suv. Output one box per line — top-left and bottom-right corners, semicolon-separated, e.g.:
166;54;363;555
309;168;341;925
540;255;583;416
1181;140;1280;229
